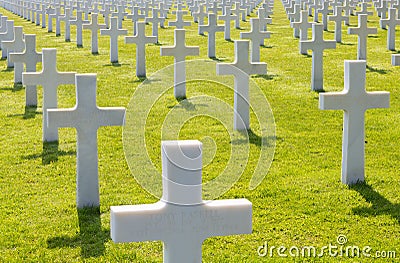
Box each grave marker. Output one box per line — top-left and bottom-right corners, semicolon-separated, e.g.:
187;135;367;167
125;22;156;77
9;34;42;106
199;13;224;58
380;8;400;50
319;60;390;184
83;13;107;54
291;10;313;54
216;40;267;130
47;74;126;208
160;29;199;99
348;14;377;60
2;26;25;82
240;18;270;62
22;48;76;142
101;17;128;63
110;140;252;262
300;23;336;91
70;10;89;47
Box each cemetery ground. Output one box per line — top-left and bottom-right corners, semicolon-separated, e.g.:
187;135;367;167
1;2;400;262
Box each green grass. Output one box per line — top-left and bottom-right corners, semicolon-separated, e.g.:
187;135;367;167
1;2;400;262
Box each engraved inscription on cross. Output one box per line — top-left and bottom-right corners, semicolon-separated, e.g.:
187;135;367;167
110;140;252;263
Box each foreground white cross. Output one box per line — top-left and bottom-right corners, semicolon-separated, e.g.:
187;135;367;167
319;60;390;185
111;140;252;263
160;29;199;99
217;40;266;130
47;74;126;208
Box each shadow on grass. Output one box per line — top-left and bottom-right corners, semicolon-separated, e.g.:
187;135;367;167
47;207;110;258
7;106;41;119
252;74;277;80
210;57;227;62
167;98;209;111
103;62;129;67
339;42;355;46
1;67;14;72
350;182;400;223
232;128;276;148
0;83;24;92
23;141;76;165
366;65;389;74
261;44;273;49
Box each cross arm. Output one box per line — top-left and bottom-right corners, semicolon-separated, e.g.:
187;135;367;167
202;199;252;237
111;201;167;243
22;72;43;86
365;91;390;109
56;72;76;85
98;107;126;126
47;108;79;128
319;91;349;110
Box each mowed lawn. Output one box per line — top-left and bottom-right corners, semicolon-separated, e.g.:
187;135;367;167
0;1;400;262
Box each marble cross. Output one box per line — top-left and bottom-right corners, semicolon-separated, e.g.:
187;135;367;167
110;140;252;263
47;74;126;208
348;14;377;60
83;13;107;54
216;40;267;130
70;10;89;47
199;13;224;58
328;6;349;43
300;23;336;91
240;18;270;62
22;48;76;142
319;60;390;185
2;26;24;78
0;20;14;59
291;10;313;54
218;6;236;40
125;22;156;77
101;17;128;63
9;34;42;106
160;29;199;99
380;8;400;50
168;10;191;29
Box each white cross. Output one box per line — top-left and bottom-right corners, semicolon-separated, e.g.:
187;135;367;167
288;4;301;37
0;20;14;59
319;60;390;185
46;5;55;32
2;26;24;81
232;2;246;28
9;34;42;106
125;22;156;78
145;8;165;43
317;0;333;31
168;10;191;29
328;6;349;43
380;8;400;50
257;7;272;33
70;10;89;47
59;8;72;42
199;13;224;58
110;140;252;263
112;5;127;29
160;29;199;99
291;10;313;54
22;48;76;142
348;14;377;60
355;2;373;17
193;3;207;30
300;23;336;91
376;0;389;19
101;17;128;63
216;40;267;130
83;13;106;54
126;5;145;35
100;4;112;28
240;18;270;62
218;6;236;40
47;74;126;208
